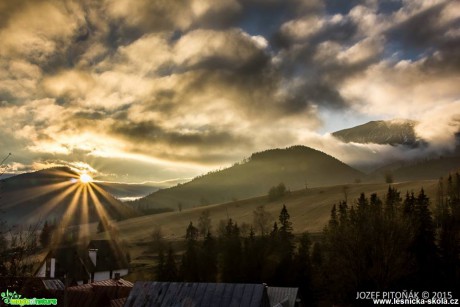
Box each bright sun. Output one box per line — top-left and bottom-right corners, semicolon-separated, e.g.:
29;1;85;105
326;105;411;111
79;173;93;184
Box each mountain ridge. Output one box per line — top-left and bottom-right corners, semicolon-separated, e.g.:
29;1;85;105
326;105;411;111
131;145;364;210
332;119;421;146
0;167;138;225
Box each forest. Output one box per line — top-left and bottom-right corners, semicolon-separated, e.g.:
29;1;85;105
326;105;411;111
154;174;460;305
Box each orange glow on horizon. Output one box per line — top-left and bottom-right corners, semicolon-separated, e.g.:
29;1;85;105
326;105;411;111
79;173;93;184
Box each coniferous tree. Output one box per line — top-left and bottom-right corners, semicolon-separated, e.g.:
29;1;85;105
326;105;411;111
436;174;460;288
270;222;279;238
180;221;200;281
156;245;165;280
410;189;439;289
321;190;419;304
39;221;53;248
163;244;178;281
403;192;416;217
198;210;212;238
356;193;368;215
200;232;217;281
293;233;312;291
338;201;348;226
385;186;401;217
278;205;295;254
271;205;295;285
279;205;293;235
220;219;243;282
186;221;198;241
328;204;338;230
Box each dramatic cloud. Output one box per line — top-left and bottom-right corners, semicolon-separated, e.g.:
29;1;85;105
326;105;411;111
0;0;458;182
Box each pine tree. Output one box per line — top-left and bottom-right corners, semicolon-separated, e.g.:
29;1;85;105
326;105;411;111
279;205;293;235
385;186;401;217
200;232;217;281
338;201;348;226
271;205;295;285
356;193;368;216
410;189;440;289
437;174;460;288
220;219;243;282
39;221;51;248
294;233;312;289
181;222;200;281
163;244;178;281
156;245;165;280
328;204;338;230
185;222;198;242
403;192;416;217
198;210;212;238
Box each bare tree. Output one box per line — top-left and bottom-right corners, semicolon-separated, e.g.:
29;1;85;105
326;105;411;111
151;225;164;252
253;205;273;236
0;223;40;276
198;210;212;237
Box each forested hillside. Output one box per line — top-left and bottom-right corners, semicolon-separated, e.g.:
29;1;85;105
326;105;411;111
131;146;364;210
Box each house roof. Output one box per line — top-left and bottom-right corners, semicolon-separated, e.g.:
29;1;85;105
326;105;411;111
124;282;270;307
110;298;126;307
266;287;299;307
87;240;129;272
45;246;91;283
66;278;133;307
41;279;65;291
0;277;66;306
35;240;129;282
92;278;133;288
0;277;64;294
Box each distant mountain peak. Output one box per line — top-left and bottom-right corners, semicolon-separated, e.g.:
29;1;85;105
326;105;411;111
332;119;421;146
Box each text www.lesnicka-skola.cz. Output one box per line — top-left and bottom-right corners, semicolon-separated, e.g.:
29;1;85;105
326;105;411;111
356;291;459;305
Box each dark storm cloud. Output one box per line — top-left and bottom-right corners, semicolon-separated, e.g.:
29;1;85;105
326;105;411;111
104;0;243;35
385;1;460;71
0;0;31;28
273;15;358;50
420;42;460;75
176;31;270;74
1;0;459;182
107;0;192;32
387;2;453;49
112;121;246;148
73;111;106;120
110;119;253;165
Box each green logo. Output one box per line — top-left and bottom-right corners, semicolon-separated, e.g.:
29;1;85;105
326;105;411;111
1;290;57;306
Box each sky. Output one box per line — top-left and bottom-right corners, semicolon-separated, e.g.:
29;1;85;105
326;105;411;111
0;0;459;183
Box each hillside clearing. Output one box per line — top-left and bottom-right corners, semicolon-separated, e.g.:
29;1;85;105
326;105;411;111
100;180;439;244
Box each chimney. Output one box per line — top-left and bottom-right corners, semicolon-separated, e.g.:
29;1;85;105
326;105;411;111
50;258;56;278
88;249;97;266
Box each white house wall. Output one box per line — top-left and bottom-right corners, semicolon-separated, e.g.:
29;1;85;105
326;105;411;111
36;263;46;277
114;269;129;278
94;271;110;282
93;269;129;282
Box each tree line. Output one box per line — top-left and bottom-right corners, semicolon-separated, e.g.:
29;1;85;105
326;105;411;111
152;174;459;305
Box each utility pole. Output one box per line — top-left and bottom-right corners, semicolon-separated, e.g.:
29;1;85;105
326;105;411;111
0;153;11;177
